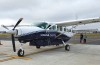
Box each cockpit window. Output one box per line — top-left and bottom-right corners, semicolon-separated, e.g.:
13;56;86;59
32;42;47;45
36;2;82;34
34;22;50;29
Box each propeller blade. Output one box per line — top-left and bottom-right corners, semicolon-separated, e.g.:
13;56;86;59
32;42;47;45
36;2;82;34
13;18;23;30
1;25;9;30
11;34;16;52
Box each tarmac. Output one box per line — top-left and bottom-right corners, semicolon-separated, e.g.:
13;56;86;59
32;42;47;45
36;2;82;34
0;36;100;65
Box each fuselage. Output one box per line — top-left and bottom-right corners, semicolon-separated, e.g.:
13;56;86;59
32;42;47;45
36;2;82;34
4;22;75;46
13;25;75;46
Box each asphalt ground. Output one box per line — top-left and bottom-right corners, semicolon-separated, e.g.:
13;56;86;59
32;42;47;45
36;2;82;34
0;34;100;65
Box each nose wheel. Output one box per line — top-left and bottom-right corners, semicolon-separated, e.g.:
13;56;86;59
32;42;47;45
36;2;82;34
17;49;24;57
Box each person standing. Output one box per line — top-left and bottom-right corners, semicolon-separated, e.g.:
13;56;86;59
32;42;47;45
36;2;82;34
83;33;87;43
80;33;83;43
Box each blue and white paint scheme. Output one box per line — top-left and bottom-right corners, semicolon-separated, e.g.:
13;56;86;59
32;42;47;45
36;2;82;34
1;17;100;57
16;22;74;45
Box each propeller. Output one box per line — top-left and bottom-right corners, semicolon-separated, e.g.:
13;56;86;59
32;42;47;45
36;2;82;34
1;25;9;30
11;34;16;52
1;18;23;52
11;18;23;52
13;18;23;30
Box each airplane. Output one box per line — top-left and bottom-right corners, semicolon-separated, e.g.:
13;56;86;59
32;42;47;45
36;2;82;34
1;17;100;57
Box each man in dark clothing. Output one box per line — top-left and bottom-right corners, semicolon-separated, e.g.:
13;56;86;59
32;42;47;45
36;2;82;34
83;33;87;43
80;33;83;43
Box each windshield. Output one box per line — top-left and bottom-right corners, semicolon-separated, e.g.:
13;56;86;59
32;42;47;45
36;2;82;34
33;22;50;29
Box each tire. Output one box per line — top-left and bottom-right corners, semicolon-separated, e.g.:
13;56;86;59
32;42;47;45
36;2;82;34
65;45;70;51
36;46;40;49
17;49;24;57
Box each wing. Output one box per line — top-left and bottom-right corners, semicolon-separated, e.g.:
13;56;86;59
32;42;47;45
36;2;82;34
56;17;100;26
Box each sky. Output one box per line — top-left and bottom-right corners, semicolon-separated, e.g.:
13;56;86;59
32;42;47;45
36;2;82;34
0;0;100;29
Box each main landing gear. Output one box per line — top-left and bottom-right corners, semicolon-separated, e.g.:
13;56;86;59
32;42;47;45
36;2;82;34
62;40;70;51
36;46;40;49
65;44;70;51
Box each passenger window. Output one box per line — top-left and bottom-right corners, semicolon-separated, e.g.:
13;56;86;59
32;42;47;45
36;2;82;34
60;26;62;31
64;28;66;31
52;26;56;30
49;25;57;31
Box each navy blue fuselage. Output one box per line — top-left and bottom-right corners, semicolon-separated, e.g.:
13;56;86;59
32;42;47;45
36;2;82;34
17;30;71;46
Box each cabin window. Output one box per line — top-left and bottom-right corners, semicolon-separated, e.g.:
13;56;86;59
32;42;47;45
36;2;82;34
64;28;66;31
50;25;57;30
68;29;71;32
57;26;59;31
57;26;62;31
52;26;56;30
60;26;62;31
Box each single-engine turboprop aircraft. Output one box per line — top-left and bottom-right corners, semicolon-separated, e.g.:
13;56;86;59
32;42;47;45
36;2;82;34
1;17;100;57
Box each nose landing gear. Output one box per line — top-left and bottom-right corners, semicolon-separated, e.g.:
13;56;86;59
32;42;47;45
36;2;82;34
17;43;24;57
17;49;24;57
